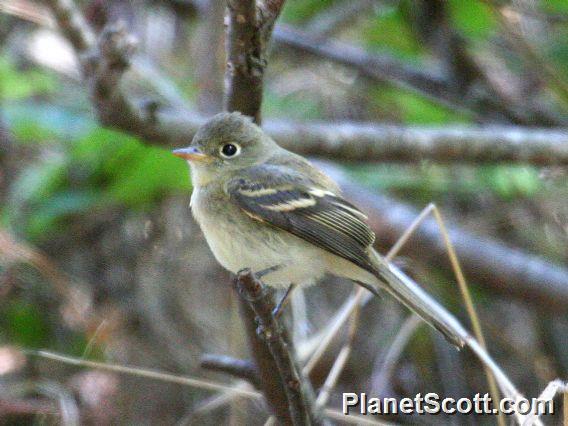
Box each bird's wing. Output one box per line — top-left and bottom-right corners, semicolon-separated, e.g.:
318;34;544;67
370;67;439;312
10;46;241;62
226;165;377;274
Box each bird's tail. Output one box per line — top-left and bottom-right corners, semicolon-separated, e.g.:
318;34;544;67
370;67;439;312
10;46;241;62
367;250;469;348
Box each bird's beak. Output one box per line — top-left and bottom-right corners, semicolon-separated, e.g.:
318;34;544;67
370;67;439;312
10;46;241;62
172;147;212;163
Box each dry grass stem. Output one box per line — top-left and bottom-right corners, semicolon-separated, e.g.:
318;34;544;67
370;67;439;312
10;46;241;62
29;350;262;399
371;315;422;396
430;206;505;426
29;349;392;424
315;345;352;408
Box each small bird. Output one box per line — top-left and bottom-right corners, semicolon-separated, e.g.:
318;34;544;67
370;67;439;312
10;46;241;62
174;112;463;346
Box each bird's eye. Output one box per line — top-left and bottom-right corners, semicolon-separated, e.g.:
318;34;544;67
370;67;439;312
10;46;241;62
220;143;240;158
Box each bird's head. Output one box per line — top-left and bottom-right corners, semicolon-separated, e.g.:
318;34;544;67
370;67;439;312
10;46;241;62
173;112;278;184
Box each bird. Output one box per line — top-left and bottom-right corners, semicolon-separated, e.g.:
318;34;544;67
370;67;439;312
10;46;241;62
173;112;463;347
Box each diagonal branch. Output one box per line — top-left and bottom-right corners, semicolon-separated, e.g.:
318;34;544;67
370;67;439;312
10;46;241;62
42;0;568;165
323;164;568;310
42;0;95;54
272;23;566;126
200;354;261;388
272;24;468;116
235;269;318;425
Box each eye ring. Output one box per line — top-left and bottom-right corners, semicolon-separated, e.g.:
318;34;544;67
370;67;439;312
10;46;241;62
220;143;241;158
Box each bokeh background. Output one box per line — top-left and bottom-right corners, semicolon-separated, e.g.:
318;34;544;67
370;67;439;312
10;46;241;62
0;0;567;424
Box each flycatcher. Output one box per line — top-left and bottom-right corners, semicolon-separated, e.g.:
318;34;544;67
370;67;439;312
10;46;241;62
174;112;464;347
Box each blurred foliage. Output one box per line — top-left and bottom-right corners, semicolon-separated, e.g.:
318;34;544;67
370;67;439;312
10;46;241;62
348;164;543;204
362;3;420;58
0;57;57;100
1;55;189;242
6;126;189;241
281;0;336;23
368;86;469;124
543;0;568;13
3;300;49;348
446;0;496;40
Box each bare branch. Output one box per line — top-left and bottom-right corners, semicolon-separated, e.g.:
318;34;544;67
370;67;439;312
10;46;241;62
43;0;568;165
222;0;322;423
322;164;568;310
225;0;270;122
272;24;469;116
235;269;319;425
43;0;190;145
305;0;378;37
272;23;566;126
266;120;568;165
200;354;261;388
30;350;261;398
42;0;95;54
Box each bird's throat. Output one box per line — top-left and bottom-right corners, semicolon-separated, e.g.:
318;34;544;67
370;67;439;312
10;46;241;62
190;164;216;187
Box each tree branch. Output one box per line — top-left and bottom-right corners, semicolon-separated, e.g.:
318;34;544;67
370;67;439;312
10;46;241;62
272;23;567;126
44;0;568;165
264;120;568;165
272;24;467;116
224;0;258;121
43;0;95;54
200;354;261;388
235;269;317;425
44;0;181;144
322;164;568;310
223;0;321;424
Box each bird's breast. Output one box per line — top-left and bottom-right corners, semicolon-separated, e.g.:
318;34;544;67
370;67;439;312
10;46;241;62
190;186;328;288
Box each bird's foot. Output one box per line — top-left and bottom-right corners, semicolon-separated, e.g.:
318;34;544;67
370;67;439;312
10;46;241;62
255;264;283;279
272;283;297;319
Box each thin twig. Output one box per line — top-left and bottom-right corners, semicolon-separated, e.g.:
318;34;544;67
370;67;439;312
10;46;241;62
200;354;261;388
273;24;473;117
326;166;568;310
29;350;262;399
323;408;394;425
26;348;390;425
564;389;567;426
370;315;422;396
301;290;365;374
315;345;351;408
179;386;252;424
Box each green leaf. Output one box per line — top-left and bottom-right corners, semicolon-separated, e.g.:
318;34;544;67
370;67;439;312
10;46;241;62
0;56;57;100
361;4;421;58
369;86;469;124
23;191;101;240
105;146;189;207
447;0;496;40
3;301;49;348
281;0;336;23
